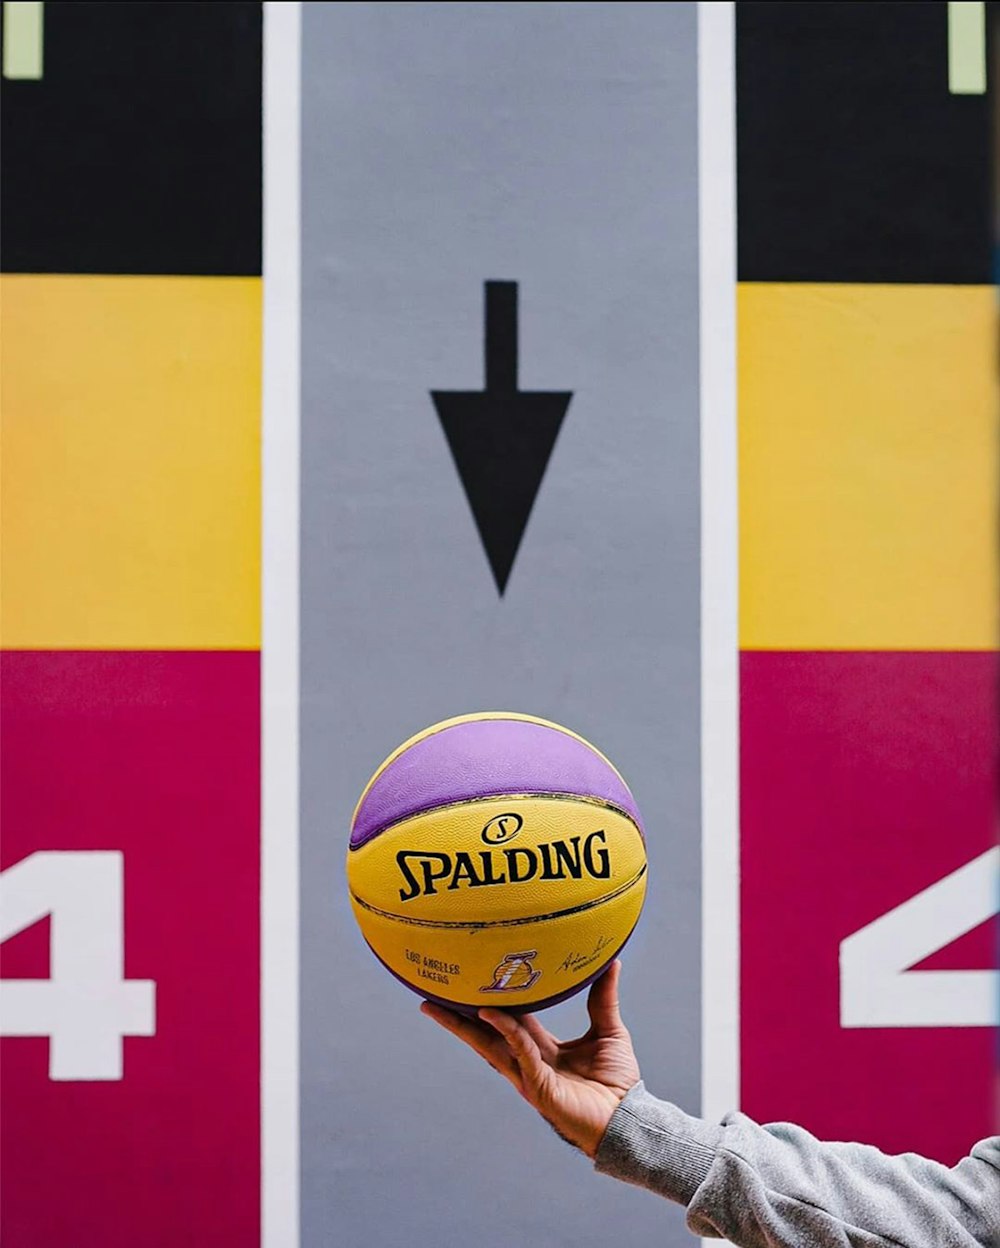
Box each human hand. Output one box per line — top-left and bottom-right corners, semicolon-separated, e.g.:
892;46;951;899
420;960;640;1158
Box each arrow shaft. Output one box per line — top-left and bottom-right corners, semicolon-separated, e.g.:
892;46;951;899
484;281;518;392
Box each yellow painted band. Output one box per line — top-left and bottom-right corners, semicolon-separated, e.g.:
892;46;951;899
1;274;261;649
738;282;997;650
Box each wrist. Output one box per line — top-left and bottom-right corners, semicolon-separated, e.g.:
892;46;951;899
578;1085;629;1159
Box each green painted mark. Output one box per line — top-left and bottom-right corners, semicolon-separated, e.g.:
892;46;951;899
2;1;43;79
948;1;986;95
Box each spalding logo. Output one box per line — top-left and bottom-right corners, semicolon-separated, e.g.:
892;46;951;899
395;830;611;902
481;950;542;992
481;812;522;845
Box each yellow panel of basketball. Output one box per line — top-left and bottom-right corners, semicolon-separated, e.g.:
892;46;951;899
346;796;646;924
352;875;647;1010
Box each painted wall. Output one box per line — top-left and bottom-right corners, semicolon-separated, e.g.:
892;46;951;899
736;1;998;1167
1;5;263;1245
1;4;995;1247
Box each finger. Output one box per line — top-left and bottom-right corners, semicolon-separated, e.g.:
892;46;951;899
586;959;625;1036
518;1011;560;1058
420;1002;520;1083
420;1000;508;1059
479;1009;552;1102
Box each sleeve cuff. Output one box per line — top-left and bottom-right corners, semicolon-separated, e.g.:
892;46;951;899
594;1081;722;1208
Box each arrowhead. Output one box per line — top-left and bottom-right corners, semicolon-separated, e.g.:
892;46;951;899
431;388;572;594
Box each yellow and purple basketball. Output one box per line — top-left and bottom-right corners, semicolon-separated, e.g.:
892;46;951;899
346;712;647;1012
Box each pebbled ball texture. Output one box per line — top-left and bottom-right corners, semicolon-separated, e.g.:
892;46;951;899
347;712;647;1013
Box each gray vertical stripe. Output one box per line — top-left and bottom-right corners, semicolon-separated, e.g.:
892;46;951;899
300;4;701;1244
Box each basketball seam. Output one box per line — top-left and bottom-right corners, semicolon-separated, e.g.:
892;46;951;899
348;790;645;849
349;862;647;929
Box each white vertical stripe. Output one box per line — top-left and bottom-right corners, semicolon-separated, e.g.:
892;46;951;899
262;4;301;1246
698;0;740;1137
948;1;987;95
2;1;44;79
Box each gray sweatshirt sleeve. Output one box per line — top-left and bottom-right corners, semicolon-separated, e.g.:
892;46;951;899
594;1082;1000;1247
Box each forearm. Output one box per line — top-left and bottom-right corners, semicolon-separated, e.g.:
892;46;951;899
594;1083;1000;1248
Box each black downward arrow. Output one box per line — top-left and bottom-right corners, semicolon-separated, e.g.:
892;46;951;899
431;282;573;595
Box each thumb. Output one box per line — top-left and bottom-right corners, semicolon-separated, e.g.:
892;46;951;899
586;960;625;1036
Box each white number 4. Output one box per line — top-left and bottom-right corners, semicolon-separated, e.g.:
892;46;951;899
0;852;156;1080
840;847;999;1029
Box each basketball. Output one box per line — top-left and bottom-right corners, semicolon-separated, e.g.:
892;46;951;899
346;712;647;1012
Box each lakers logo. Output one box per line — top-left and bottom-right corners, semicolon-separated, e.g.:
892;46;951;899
481;950;542;993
